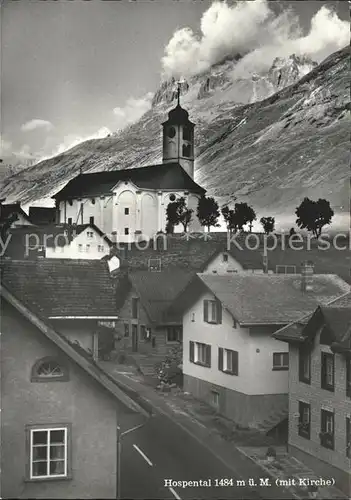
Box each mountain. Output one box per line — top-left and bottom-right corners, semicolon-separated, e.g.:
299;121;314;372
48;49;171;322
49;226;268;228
0;47;349;229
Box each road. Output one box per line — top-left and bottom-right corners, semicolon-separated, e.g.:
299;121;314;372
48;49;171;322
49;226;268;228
120;412;269;500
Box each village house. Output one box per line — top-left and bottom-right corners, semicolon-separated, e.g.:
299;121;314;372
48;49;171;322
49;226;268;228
0;259;120;359
28;206;58;225
273;292;351;496
114;270;193;363
0;282;149;499
167;264;350;431
0;202;33;227
4;223;115;261
51;96;205;243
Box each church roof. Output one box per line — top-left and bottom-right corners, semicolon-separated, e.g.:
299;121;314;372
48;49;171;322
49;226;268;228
52;162;205;200
163;104;194;126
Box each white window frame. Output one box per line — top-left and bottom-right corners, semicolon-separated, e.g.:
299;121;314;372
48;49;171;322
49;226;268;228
224;349;234;372
86;244;90;252
29;427;68;480
326;357;334;386
208;300;218;323
273;352;289;370
325;413;333;433
78;244;83;252
195;342;207;364
87;231;94;239
211;391;219;408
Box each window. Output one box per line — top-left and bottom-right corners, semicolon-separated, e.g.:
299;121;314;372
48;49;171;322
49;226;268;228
124;207;129;215
203;299;222;324
347;417;351;458
86;244;90;253
68;200;73;207
182;144;191;158
78;244;83;252
273;352;289;371
98;245;104;252
183;126;192;141
218;348;238;375
189;341;211;367
320;409;334;449
31;358;68;382
89;216;94;225
67;217;72;225
211;391;219;409
222;253;228;263
131;298;139;319
321;352;334;391
299;346;311;384
140;326;151;342
167;126;176;138
347;360;351;398
124;323;129;337
166;326;183;343
28;426;69;480
298;401;311;439
233;318;237;329
91;198;95;205
124;228;129;235
87;231;94;238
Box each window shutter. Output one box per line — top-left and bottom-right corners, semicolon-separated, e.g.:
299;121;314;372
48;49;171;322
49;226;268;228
321;353;326;386
206;345;211;367
203;300;209;322
189;341;194;363
216;300;222;324
218;348;223;371
233;350;239;375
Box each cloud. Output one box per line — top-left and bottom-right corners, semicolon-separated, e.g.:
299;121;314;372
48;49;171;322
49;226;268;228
113;92;154;128
161;0;349;78
21;119;54;132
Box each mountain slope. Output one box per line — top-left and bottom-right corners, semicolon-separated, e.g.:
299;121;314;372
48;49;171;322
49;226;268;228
0;47;349;228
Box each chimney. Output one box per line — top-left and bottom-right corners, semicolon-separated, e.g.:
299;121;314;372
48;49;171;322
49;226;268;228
301;261;314;292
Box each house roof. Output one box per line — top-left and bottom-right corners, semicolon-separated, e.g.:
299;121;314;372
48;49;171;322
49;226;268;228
28;206;57;225
52;163;205;200
0;202;31;223
273;292;351;344
128;270;194;323
0;259;119;318
1;284;151;417
196;273;350;325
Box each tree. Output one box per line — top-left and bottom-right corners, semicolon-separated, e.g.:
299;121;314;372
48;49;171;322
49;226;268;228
222;203;256;234
295;197;334;238
260;216;275;235
165;197;193;233
196;196;220;232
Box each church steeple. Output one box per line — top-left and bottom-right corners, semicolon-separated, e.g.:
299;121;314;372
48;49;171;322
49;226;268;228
162;83;195;179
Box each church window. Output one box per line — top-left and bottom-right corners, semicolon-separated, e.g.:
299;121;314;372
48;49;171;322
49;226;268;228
183;126;192;141
91;198;95;205
68;200;73;206
182;144;191;158
89;216;94;225
124;228;129;235
67;218;72;225
167;127;176;139
124;208;129;215
169;194;176;202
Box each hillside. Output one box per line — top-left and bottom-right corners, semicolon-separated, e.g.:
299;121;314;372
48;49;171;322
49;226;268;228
0;47;349;229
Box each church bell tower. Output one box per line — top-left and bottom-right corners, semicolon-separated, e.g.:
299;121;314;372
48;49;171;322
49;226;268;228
162;84;195;179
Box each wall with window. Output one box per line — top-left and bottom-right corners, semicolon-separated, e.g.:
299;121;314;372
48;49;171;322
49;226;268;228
46;228;111;260
288;330;351;494
1;300;118;499
203;253;245;274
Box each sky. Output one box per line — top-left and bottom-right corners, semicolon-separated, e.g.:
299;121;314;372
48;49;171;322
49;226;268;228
1;0;349;166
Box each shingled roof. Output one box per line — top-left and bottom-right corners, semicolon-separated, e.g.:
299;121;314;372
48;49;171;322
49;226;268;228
195;273;350;325
128;270;194;324
52;163;205;200
273;292;351;344
0;259;119;318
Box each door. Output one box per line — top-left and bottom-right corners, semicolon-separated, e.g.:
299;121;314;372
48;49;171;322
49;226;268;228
132;324;138;352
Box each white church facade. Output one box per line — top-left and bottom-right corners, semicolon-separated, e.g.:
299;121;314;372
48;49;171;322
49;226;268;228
53;98;205;242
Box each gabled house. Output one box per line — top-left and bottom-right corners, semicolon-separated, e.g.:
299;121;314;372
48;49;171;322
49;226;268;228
1;283;149;499
4;223;115;260
0;259;120;359
115;270;193;356
167;265;350;430
273;292;351;495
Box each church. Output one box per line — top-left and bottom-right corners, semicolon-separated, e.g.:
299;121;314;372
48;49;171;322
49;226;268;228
53;94;206;242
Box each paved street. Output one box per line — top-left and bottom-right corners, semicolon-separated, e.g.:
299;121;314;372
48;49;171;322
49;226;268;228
120;413;269;500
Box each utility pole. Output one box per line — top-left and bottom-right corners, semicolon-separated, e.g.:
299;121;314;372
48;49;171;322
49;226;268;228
116;420;148;500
